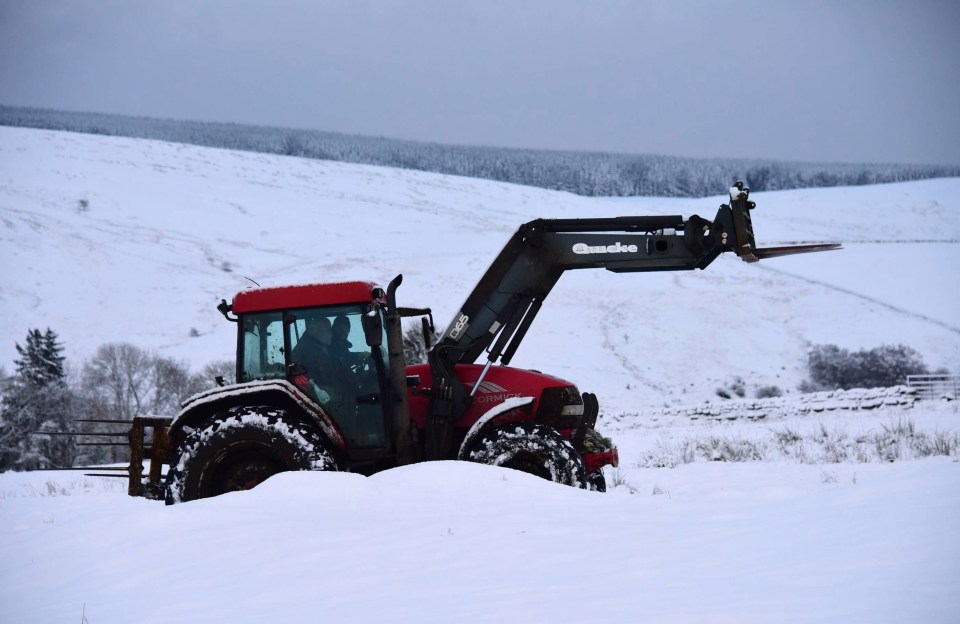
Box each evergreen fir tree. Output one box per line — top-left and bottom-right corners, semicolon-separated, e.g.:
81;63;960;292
14;328;65;388
1;328;76;470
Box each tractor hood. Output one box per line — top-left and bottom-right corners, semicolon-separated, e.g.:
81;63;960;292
404;363;580;430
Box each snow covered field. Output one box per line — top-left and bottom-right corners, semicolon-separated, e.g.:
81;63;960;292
1;127;959;622
1;398;957;624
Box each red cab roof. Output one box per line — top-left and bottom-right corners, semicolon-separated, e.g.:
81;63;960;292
232;281;381;313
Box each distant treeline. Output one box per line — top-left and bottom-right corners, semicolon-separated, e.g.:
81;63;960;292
2;104;958;198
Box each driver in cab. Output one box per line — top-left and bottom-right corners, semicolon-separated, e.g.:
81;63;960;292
291;316;336;404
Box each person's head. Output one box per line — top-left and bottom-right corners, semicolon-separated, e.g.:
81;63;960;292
305;316;332;344
333;315;351;340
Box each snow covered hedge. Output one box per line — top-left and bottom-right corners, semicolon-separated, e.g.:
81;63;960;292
621;386;924;425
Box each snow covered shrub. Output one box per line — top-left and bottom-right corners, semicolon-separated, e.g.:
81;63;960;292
855;419;959;462
755;385;783;399
922;430;960;457
696;436;766;462
715;377;746;400
772;426;811;462
642;439;697;468
815;424;850;463
641;436;769;465
636;418;959;469
608;468;639;494
803;343;929;391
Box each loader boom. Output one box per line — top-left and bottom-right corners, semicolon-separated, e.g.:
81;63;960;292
435;182;838;367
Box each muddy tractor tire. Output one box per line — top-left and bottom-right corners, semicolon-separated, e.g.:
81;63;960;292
165;406;339;505
464;422;587;488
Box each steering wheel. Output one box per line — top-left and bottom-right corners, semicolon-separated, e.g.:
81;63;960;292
350;359;370;375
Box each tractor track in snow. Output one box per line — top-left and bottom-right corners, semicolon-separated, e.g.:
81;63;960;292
595;299;669;397
757;264;960;335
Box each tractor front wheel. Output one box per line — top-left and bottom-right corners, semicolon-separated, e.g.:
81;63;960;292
165;406;338;505
464;422;586;488
587;469;607;492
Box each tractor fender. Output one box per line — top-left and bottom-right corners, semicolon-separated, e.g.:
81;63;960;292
171;379;347;453
456;396;535;460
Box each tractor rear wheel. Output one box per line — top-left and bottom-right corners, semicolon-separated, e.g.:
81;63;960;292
165;406;338;505
464;422;586;488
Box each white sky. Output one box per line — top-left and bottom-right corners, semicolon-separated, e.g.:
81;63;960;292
1;0;959;165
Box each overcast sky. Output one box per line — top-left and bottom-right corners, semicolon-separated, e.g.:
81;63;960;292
2;1;958;165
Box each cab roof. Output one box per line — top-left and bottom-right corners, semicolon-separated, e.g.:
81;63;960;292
232;281;382;314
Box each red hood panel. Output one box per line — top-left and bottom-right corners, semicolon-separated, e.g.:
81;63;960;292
405;363;576;429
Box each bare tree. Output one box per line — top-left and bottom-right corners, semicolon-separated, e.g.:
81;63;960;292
82;343;215;419
82;343;155;421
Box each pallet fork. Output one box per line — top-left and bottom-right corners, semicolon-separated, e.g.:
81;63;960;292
37;417;173;499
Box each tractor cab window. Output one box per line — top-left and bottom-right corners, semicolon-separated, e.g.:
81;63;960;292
238;312;285;382
287;305;387;448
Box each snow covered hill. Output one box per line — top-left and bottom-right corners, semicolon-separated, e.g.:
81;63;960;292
1;127;959;623
1;126;957;411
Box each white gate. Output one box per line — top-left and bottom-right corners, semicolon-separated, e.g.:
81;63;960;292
907;374;960;400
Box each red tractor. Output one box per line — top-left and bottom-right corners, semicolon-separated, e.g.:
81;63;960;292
101;183;836;503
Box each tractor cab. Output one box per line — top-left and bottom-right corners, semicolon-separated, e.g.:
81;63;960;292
230;282;394;452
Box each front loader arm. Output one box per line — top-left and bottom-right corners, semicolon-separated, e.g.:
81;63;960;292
437;181;838;366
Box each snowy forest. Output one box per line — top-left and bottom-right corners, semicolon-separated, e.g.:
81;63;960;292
3;104;958;198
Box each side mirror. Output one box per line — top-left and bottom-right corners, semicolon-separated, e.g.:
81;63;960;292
362;306;383;347
217;299;238;323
